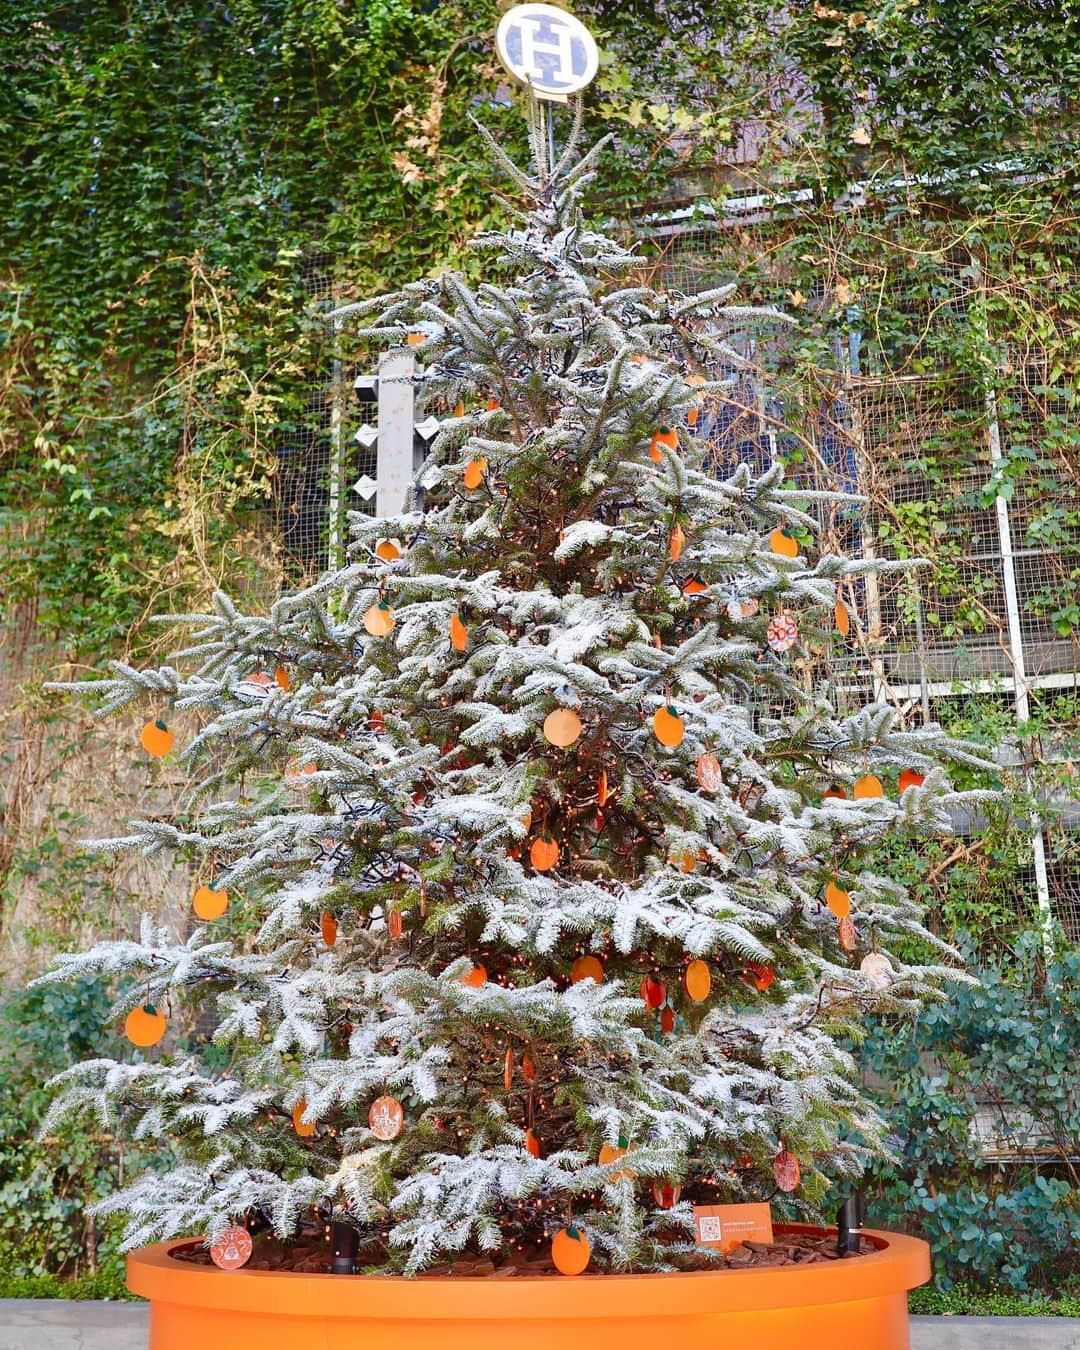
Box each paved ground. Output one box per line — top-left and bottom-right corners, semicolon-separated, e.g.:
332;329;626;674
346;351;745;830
1;1303;1079;1349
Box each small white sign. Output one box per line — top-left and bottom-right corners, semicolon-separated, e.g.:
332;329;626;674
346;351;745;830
495;4;599;102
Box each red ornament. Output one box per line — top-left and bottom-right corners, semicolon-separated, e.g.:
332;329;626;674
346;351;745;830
899;768;926;792
746;963;774;992
652;1180;681;1209
640;976;666;1009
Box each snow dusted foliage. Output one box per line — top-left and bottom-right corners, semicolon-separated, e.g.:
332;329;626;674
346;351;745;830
39;116;998;1273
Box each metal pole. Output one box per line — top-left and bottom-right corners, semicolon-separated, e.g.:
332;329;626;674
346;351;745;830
328;316;346;572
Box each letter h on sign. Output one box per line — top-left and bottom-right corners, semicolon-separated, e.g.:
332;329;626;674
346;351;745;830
495;4;599;102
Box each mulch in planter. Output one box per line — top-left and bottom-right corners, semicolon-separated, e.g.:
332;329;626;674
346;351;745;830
170;1229;876;1277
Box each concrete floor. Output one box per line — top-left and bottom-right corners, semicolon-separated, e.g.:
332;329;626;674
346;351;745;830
1;1303;1079;1349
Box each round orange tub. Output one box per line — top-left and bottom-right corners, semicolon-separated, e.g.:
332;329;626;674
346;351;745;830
127;1224;930;1350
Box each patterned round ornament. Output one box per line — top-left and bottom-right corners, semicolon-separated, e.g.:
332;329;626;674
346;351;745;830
368;1095;404;1140
766;613;799;653
696;752;723;793
773;1148;801;1192
210;1224;253;1271
860;952;892;989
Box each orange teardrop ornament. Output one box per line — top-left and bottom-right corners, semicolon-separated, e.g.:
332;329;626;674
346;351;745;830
669;522;685;562
274;666;290;691
463;457;487;489
320;911;338;947
450;611;468;652
684;959;711;1002
825;881;851;918
597;769;611;807
525;1129;541;1159
292;1100;317;1138
835;598;851;636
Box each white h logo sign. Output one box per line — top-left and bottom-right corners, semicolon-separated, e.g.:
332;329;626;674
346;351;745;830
495;4;599;101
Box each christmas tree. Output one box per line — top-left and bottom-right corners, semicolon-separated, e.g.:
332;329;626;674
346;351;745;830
40;109;995;1275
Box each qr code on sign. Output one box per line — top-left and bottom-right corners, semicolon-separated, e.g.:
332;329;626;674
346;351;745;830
698;1217;722;1241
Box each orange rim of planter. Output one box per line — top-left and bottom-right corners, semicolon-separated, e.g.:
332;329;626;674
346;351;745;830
127;1226;928;1317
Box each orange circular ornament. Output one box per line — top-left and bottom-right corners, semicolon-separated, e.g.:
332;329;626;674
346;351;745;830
552;1226;590;1276
696;752;723;793
543;707;582;748
853;773;884;799
822;783;847;801
320;911;338;947
192;884;228;921
369;1095;404;1140
653;704;684;748
210;1224;252;1271
899;767;926;792
773;1148;801;1193
769;529;799;558
374;537;402;562
406;331;426;347
571;955;604;985
684;959;711;1002
649;426;678;462
530;835;560;871
363;601;395;637
460;964;488;988
292;1100;317;1138
525;1129;541;1159
486;396;501;411
683;574;708;595
598;1140;635;1181
824;881;852;918
140;719;174;757
125;1004;166;1048
449;611;468;652
463;457;487;489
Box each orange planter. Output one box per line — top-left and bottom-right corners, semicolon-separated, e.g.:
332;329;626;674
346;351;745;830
128;1225;929;1350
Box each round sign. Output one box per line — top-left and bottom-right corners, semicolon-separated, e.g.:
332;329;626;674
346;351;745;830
210;1224;253;1271
495;4;599;101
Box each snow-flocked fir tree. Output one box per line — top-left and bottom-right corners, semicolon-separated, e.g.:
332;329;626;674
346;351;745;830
40;109;997;1274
